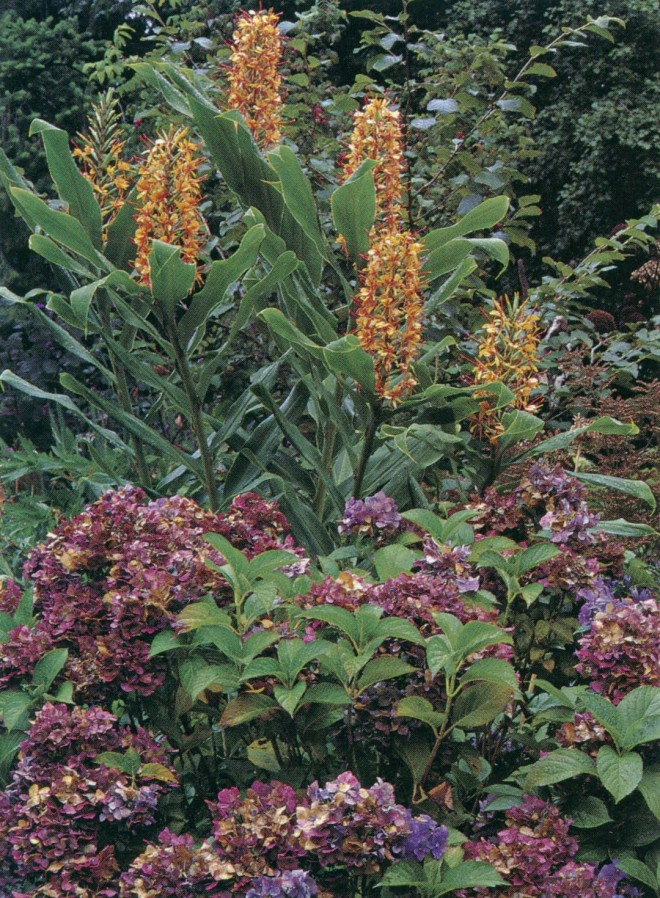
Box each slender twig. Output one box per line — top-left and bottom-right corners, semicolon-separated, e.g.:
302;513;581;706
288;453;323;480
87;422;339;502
414;24;593;216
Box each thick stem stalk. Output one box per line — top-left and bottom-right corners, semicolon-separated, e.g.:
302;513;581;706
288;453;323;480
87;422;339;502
353;403;382;499
164;315;219;511
97;298;151;488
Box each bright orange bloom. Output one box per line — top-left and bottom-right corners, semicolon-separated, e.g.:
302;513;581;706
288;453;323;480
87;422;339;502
471;294;543;442
133;127;208;289
355;228;425;403
226;9;283;149
341;96;405;230
72;91;133;240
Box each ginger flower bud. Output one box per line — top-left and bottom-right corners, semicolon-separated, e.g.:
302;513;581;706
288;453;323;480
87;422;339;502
341;96;405;229
133;127;208;289
355;228;425;403
470;294;543;443
72;90;133;240
227;9;283;149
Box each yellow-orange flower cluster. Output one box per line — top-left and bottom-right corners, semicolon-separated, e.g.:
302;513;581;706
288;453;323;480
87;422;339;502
341;96;405;229
133;127;207;289
354;229;424;403
344;96;424;403
471;294;543;442
226;9;283;150
72;91;132;240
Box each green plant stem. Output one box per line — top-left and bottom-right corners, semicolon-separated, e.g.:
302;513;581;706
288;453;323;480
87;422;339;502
353;403;382;499
419;674;457;789
97;299;151;489
313;381;343;514
163;315;219;511
480;449;503;493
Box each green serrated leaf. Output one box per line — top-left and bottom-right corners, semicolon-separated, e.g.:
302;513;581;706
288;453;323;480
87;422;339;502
395;695;444;731
434;860;507;894
274;680;307;716
220;693;277;727
427;634;453;677
149;630;184;657
596;746;643;803
373;544;419;580
32;647;68;693
452;683;513;728
0;691;33;732
461;658;519;691
357;657;416;693
565;795;613;828
638;767;660;820
140;762;178;783
523;749;596;789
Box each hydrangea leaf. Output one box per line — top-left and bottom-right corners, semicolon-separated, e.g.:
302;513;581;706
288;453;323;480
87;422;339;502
597;746;643;803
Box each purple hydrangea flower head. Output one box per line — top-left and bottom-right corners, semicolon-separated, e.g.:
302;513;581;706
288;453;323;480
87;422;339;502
244;870;318;898
577;578;618;626
419;541;481;593
395;813;448;862
5;487;305;703
297;773;422;874
339;492;402;537
456;796;578;896
211;780;305;882
2;703;176;897
0;577;22;614
119;829;235;896
575;596;660;701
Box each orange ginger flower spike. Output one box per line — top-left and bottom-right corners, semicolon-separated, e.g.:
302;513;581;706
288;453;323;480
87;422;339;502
470;293;543;443
72;90;133;240
341;96;406;230
226;9;283;150
133;127;208;289
354;227;425;404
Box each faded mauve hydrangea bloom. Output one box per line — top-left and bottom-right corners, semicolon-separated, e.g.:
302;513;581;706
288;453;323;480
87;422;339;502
120;774;444;896
456;796;639;897
575;596;660;702
2;703;176;898
244;870;319;898
4;487;304;702
556;710;611;756
338;491;402;537
540;861;643;897
295;772;446;874
0;576;23;613
119;829;235;897
211;780;305;884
